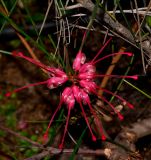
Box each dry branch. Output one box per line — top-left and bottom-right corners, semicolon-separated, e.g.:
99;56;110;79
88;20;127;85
104;117;151;160
24;147;105;160
1;116;151;159
76;0;151;56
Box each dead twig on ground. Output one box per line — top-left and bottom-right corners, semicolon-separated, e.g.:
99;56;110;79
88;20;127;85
24;147;106;160
1;116;151;159
104;117;151;160
0;125;106;160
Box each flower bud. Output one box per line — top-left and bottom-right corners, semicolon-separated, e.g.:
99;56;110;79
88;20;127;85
80;90;90;105
80;80;97;93
72;85;81;101
47;77;68;89
62;87;75;109
62;87;72;100
73;51;86;71
79;63;96;74
49;68;68;78
78;72;94;80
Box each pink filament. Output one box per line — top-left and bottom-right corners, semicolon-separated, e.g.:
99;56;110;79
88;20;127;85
43;100;63;142
59;106;72;149
95;86;134;109
92;52;133;65
79;101;96;141
92;90;124;120
13;52;54;73
91;37;112;63
78;73;138;80
82;31;87;44
5;80;48;97
86;100;106;140
93;74;138;80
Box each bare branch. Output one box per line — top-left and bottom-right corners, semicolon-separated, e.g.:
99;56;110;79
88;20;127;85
104;117;151;160
24;147;105;160
75;0;151;57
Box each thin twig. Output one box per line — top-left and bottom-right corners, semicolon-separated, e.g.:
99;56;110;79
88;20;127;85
104;117;151;160
134;0;146;74
135;0;151;36
75;0;151;57
0;125;106;160
108;9;151;15
36;0;53;42
98;47;125;96
16;33;47;74
24;147;105;160
0;125;43;149
1;1;47;74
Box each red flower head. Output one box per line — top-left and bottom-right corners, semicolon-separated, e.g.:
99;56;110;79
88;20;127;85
6;38;138;149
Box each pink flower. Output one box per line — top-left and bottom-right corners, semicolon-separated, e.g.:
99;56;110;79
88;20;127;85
79;80;97;93
6;38;138;149
79;63;96;74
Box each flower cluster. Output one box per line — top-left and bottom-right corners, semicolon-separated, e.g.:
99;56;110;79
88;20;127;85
6;40;138;149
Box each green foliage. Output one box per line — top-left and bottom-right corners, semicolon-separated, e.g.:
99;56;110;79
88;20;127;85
0;94;3;100
43;156;52;160
24;148;39;157
146;16;151;27
10;39;21;48
0;103;16;127
0;130;6;136
69;126;87;160
31;135;38;141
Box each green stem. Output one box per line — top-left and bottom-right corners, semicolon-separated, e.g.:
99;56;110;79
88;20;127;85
110;55;134;102
79;0;101;51
123;79;151;99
